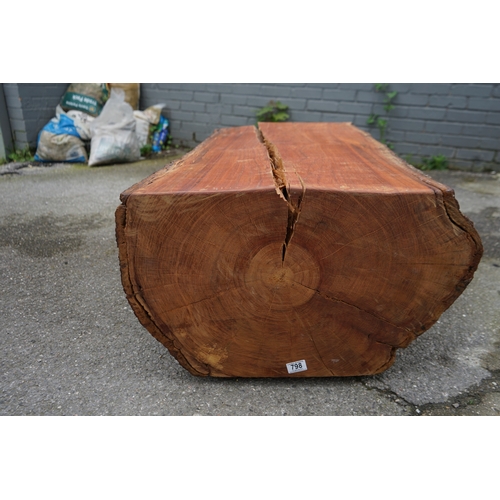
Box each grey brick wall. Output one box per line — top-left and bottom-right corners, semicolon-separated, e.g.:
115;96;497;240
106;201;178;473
140;83;500;172
0;85;14;159
4;83;500;172
3;83;68;150
3;83;27;147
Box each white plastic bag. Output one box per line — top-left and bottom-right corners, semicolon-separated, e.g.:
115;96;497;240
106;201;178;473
133;113;151;149
108;83;140;109
65;107;94;141
133;103;166;148
88;89;140;166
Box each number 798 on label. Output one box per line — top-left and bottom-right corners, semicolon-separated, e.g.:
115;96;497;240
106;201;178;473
286;360;308;374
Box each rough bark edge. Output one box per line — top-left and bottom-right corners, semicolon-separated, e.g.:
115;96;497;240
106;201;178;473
355;126;484;333
115;203;210;376
373;347;397;375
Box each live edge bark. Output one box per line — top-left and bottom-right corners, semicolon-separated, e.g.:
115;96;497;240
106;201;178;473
116;122;483;377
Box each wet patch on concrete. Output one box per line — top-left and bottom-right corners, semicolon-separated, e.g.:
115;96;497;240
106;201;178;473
457;175;500;196
419;370;500;416
362;259;500;406
0;213;108;258
483;339;500;372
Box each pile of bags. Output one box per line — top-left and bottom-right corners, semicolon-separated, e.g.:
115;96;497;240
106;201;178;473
34;83;170;166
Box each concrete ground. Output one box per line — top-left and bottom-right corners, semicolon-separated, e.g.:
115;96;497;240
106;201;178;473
1;155;499;416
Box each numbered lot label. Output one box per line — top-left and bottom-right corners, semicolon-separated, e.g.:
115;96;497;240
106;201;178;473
286;359;308;374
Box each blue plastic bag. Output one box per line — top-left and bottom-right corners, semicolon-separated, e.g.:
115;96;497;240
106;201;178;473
35;113;87;163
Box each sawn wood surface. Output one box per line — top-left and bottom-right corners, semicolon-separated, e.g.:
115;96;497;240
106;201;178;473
116;122;483;377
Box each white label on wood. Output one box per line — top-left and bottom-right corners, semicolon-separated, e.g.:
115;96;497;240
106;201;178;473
286;360;308;374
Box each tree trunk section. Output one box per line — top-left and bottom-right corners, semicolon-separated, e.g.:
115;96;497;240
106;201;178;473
116;122;483;377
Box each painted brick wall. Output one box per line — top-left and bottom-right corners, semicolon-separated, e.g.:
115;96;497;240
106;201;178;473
3;83;27;147
4;83;500;172
3;83;68;150
140;83;500;172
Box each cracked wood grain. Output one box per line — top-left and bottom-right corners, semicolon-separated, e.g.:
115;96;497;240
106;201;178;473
257;128;306;263
116;123;482;377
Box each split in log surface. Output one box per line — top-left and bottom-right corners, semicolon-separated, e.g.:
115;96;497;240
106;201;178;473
116;123;483;377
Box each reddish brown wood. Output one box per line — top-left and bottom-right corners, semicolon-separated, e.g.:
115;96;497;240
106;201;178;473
116;123;482;377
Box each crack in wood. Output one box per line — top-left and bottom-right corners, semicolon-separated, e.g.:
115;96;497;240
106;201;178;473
256;127;306;263
291;279;415;346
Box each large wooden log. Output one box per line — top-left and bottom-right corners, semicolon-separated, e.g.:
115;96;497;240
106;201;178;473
116;122;482;377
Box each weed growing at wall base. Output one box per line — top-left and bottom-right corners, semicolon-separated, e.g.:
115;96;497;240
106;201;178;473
7;147;34;163
367;84;398;148
404;154;449;171
256;101;289;123
420;155;448;171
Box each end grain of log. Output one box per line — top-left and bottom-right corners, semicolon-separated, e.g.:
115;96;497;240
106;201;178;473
116;123;482;377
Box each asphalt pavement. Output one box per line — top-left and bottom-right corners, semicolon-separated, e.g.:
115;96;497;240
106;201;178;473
1;156;499;416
